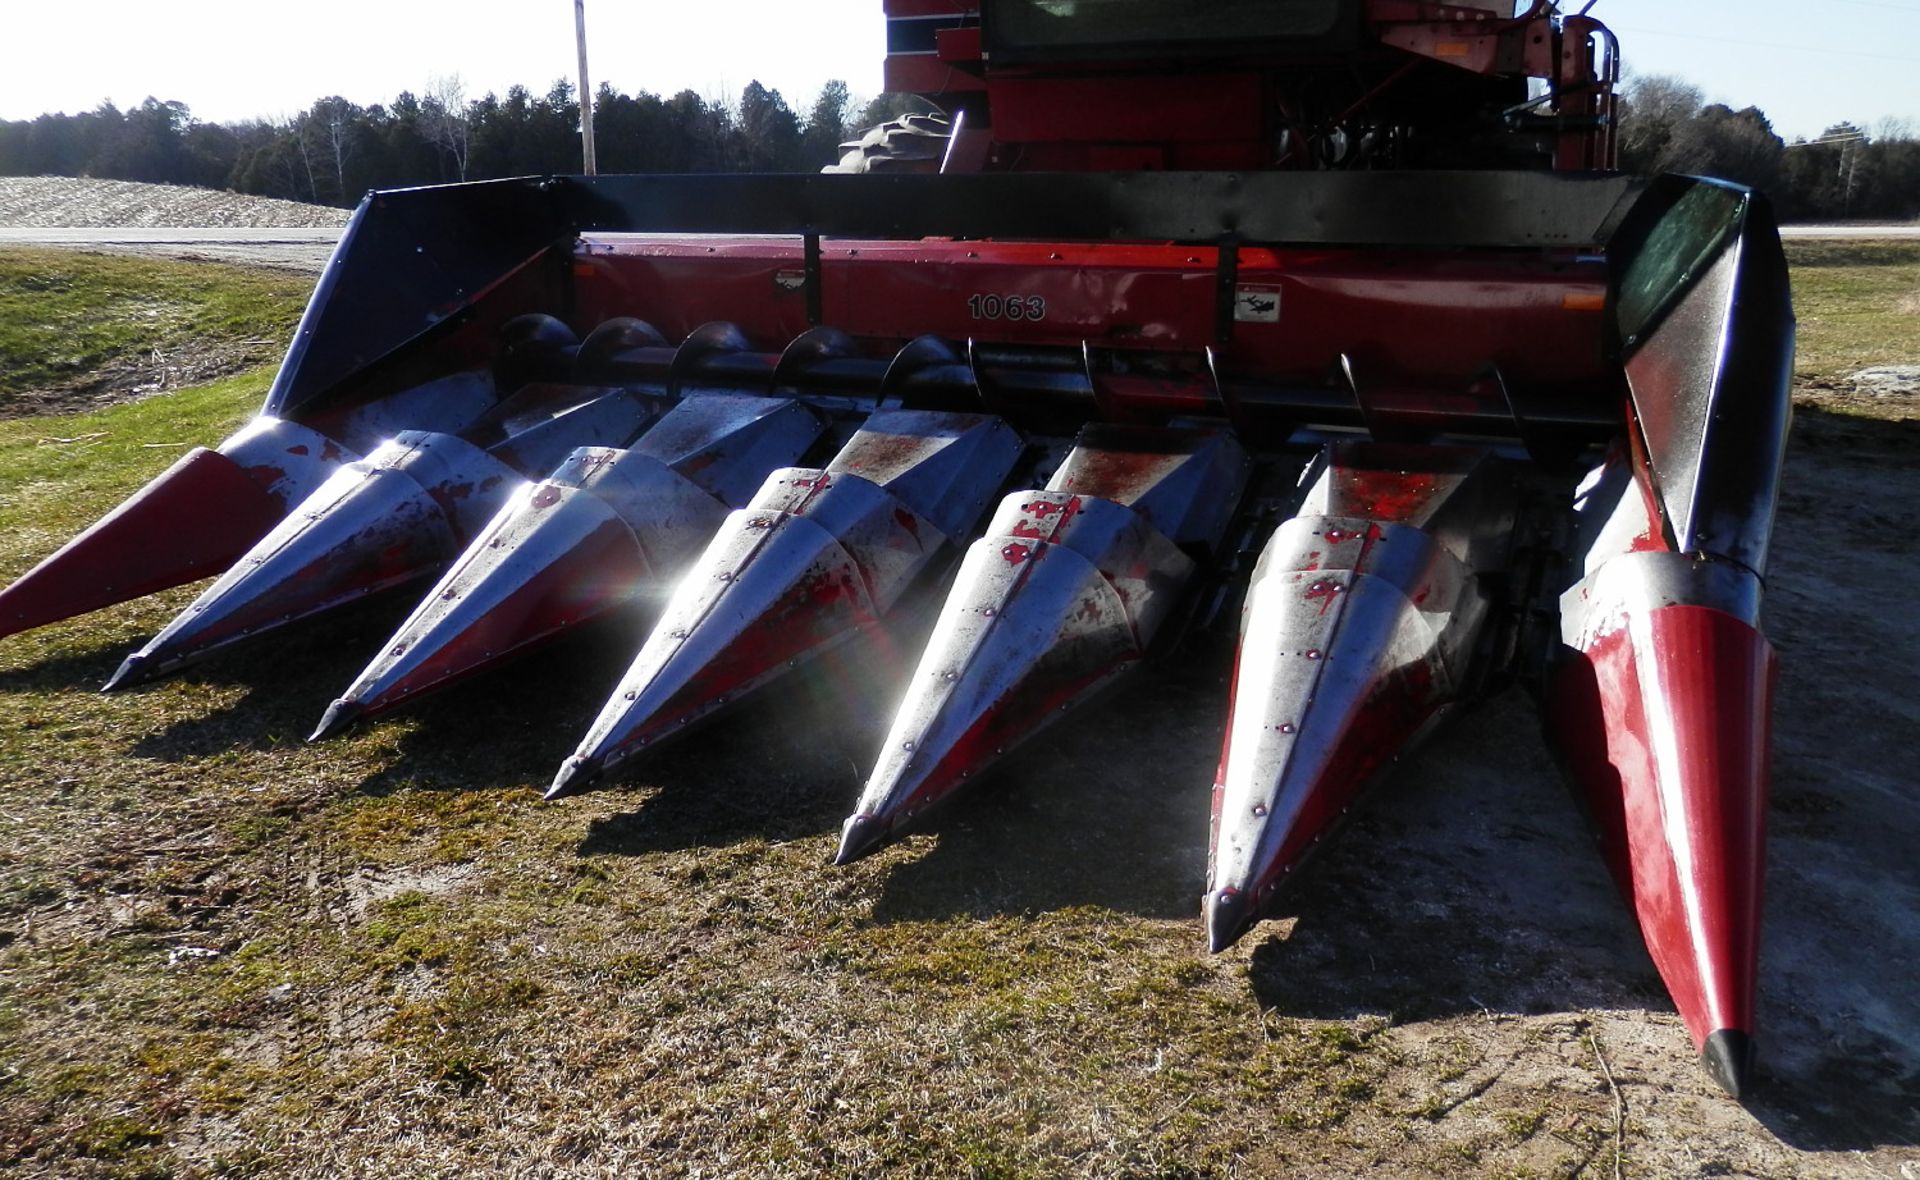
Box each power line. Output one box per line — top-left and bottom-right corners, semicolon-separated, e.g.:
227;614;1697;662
1813;0;1920;12
1785;134;1868;148
1610;24;1920;64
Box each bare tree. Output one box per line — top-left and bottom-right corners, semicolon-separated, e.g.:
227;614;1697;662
423;73;474;181
308;97;361;201
1616;72;1704;174
280;111;321;202
1870;116;1915;142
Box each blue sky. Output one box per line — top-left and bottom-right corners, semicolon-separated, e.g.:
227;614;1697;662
1603;0;1920;137
0;0;1913;141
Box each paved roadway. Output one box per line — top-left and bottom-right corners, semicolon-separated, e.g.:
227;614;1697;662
0;221;1913;274
1779;224;1920;238
8;223;1920;246
0;227;342;244
7;222;1920;245
0;226;344;271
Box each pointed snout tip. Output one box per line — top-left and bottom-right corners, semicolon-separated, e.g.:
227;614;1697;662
545;756;599;802
833;813;888;866
100;653;149;693
1701;1028;1757;1102
1204;888;1253;955
308;698;362;743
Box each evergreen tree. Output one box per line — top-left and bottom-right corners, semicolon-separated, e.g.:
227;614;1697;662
801;80;853;168
736;81;803;172
1;67;1906;219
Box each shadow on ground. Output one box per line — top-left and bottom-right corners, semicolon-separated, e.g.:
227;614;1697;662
852;643;1230;924
575;628;926;857
0;642;126;694
121;594;422;761
1730;406;1920;1151
346;613;655;797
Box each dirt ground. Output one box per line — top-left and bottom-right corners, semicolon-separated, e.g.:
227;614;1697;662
0;203;1915;1176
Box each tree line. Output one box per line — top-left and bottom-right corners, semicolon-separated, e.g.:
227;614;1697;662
1617;74;1919;221
1;71;1915;222
0;78;916;206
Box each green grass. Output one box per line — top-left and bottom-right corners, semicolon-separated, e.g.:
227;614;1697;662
0;248;309;414
1784;239;1920;389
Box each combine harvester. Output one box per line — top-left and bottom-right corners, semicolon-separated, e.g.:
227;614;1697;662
2;0;1790;1098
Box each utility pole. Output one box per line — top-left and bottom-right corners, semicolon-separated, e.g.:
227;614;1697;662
575;0;597;175
1844;141;1861;216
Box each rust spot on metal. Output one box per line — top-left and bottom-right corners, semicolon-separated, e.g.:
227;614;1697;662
1335;466;1444;523
1056;447;1178;504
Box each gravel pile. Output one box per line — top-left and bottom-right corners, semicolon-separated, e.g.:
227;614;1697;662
1851;365;1920;396
0;176;349;229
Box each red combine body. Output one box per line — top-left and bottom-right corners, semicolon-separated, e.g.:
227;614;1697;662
874;0;1614;172
0;1;1790;1099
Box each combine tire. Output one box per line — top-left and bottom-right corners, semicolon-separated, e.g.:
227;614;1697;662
823;113;952;174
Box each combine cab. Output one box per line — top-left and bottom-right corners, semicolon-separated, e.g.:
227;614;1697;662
3;1;1791;1098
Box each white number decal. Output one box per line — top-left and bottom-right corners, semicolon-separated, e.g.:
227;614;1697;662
968;293;1046;321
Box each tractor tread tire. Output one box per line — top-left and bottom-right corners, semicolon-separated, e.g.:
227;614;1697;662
823;113;952;174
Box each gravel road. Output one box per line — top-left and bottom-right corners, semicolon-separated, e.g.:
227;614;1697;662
1779;224;1920;238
